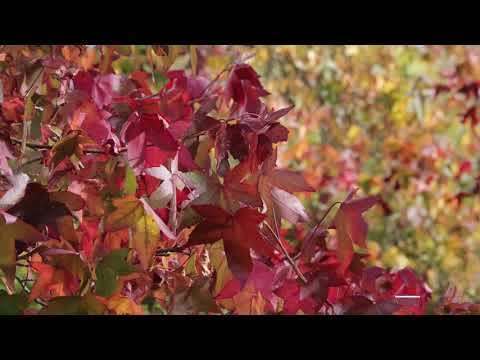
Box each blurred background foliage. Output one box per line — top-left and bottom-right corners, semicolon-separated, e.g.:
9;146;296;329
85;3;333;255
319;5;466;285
198;45;480;303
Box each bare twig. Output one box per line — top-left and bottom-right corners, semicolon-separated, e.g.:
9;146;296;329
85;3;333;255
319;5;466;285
280;201;343;264
169;152;179;235
17;245;45;261
155;244;188;256
19;156;43;170
10;137;127;155
264;219;307;285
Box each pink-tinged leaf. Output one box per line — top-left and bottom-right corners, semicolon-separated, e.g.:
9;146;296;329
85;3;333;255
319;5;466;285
168;120;191;140
73;70;94;94
0;173;29;209
270;187;310;223
216;261;278;311
0;137;14;177
71;100;113;144
91;74;121;109
265;105;294;123
226;63;270;116
178;146;199;172
275;279;317;315
269;169;315;193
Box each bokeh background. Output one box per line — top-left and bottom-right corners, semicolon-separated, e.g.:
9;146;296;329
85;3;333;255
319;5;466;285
194;45;480;303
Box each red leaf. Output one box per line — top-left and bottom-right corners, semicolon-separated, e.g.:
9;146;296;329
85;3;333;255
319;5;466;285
188;206;272;286
332;189;379;273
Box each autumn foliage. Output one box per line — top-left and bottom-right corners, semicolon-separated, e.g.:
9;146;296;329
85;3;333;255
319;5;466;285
0;45;470;315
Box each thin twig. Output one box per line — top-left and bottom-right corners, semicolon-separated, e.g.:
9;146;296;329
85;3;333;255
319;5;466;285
155;244;188;256
282;201;343;263
19;156;43;170
10;137;127;155
17;245;44;261
169;152;179;235
264;220;307;285
10;138;51;149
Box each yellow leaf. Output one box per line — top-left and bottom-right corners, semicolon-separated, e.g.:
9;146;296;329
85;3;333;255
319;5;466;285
190;45;198;75
106;295;143;315
104;196;144;232
132;214;160;270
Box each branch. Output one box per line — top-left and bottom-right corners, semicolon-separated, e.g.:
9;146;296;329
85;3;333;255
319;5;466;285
10;138;127;155
17;245;45;261
155;244;188;256
279;201;342;264
18;156;43;170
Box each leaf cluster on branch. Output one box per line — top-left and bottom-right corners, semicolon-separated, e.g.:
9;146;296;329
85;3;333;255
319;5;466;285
0;45;447;315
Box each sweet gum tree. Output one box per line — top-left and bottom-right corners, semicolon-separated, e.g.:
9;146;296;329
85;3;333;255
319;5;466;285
0;45;469;314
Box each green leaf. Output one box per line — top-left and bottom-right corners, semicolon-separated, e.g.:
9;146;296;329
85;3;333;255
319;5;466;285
123;166;137;195
132;214;160;270
100;249;137;276
95;249;137;297
0;216;43;267
0;230;15;267
95;265;119;297
40;294;106;315
185;253;197;276
0;291;28;315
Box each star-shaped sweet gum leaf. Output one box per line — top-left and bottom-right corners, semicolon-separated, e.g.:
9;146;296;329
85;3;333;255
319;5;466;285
95;249;137;297
132;213;160;270
121;112;178;174
145;165;196;210
104;196;145;232
225;63;270;116
0;213;43;267
187;205;274;286
105;196;173;269
28;262;56;302
259;150;314;226
50;130;96;170
70;99;115;145
7;183;82;238
0;135;15;176
332;189;380;273
216;260;279;312
0;173;30;210
28;260;81;302
223;160;263;208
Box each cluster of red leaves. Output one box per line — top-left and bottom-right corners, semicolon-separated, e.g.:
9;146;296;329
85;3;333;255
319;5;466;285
0;45;436;315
